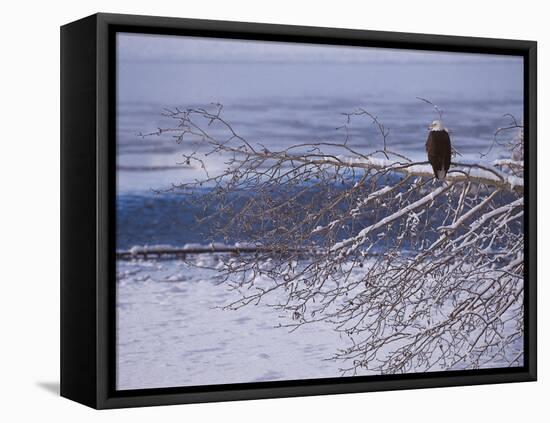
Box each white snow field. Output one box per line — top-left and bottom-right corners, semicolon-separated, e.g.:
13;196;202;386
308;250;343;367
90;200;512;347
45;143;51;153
116;256;352;390
116;252;523;390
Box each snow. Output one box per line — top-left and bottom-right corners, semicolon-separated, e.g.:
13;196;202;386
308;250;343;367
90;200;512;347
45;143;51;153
121;243;261;257
116;257;358;390
116;253;523;390
507;175;523;190
129;244;176;255
493;159;523;167
317;155;524;192
331;184;449;253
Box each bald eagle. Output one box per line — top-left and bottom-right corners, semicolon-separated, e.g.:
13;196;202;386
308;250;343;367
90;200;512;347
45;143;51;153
426;120;452;180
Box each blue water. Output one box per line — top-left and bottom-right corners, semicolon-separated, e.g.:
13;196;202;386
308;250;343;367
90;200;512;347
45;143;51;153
116;38;523;248
116;180;521;251
116;60;523;191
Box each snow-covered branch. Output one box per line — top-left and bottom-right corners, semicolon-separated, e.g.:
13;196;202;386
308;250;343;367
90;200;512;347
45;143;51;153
145;104;524;375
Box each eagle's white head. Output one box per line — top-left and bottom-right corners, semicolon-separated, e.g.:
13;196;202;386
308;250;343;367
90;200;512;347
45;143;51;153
429;120;447;132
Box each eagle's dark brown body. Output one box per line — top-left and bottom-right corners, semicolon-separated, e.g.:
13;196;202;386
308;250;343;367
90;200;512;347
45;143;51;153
426;130;452;180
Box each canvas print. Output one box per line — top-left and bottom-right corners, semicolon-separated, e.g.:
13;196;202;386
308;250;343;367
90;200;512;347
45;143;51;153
115;33;524;390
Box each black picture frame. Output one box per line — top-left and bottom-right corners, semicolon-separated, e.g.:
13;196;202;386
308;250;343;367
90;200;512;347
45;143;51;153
61;12;537;409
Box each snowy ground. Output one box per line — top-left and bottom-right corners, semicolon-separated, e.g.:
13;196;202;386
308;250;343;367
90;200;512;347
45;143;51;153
117;251;523;390
116;256;354;390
